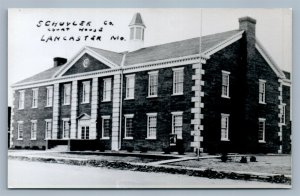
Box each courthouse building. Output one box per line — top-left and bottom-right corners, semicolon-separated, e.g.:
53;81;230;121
10;13;291;153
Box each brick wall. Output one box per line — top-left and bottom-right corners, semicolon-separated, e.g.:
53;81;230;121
202;40;245;153
97;76;114;150
12;86;53;149
121;65;194;151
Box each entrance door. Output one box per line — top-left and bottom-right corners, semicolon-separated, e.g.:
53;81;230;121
81;126;90;139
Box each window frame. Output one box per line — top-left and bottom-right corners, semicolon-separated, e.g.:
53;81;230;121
18;90;25;110
125;74;135;100
221;113;230;141
45;119;52;140
148;71;159;98
101;115;111;139
46;86;53;107
32;88;39;108
81;81;90;104
146;113;157;139
221;71;230;98
30;120;37;140
63;83;71;105
259;79;266;104
258;118;266;143
171;111;183;139
172;67;184;95
124;114;134;139
102;78;112;102
17;121;24;140
62;118;70;139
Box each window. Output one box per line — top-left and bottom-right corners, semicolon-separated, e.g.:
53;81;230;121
82;81;90;103
148;71;158;97
281;103;286;125
62;118;70;139
31;120;37;140
124;114;134;139
46;86;53;107
221;114;230;141
147;113;157;139
173;68;184;95
32;88;38;108
103;78;112;102
258;118;266;143
221;71;230;98
136;27;142;39
102;116;110;139
172;112;183;139
45;119;52;139
130;27;134;40
63;83;71;105
81;126;90;139
17;121;24;140
18;90;25;109
259;79;266;104
125;74;135;99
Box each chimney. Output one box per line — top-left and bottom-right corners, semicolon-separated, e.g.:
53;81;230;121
239;16;257;57
53;57;67;67
128;13;146;52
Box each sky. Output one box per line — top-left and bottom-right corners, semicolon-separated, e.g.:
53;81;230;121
8;8;292;106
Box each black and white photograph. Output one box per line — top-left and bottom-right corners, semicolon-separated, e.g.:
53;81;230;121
7;8;292;188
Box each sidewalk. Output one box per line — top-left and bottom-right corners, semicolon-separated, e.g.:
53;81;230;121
8;150;291;185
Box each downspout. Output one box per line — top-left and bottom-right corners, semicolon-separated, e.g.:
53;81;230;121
118;53;126;150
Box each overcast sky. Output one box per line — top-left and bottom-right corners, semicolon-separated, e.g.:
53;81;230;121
8;8;292;106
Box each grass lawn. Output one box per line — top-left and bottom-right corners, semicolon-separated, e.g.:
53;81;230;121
167;155;291;175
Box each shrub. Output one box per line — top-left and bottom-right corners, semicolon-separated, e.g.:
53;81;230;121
240;156;248;163
24;146;30;150
41;146;46;150
250;156;257;162
163;147;171;154
220;153;228;162
140;147;148;153
14;146;22;149
32;146;39;150
126;146;134;152
99;143;106;152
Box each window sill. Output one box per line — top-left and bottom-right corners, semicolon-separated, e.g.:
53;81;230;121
258;140;266;143
221;139;230;142
124;98;134;100
147;95;158;99
31;107;38;109
259;102;266;105
30;138;37;141
101;137;110;140
124;137;133;140
221;95;230;99
45;105;52;108
81;102;90;104
101;100;111;103
172;93;184;96
17;139;23;141
63;104;71;106
18;108;24;110
146;137;156;140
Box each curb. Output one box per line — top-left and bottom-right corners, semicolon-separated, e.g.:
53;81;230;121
8;155;291;185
